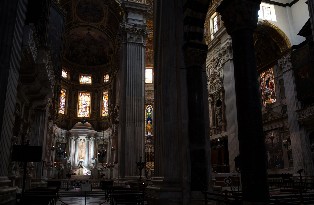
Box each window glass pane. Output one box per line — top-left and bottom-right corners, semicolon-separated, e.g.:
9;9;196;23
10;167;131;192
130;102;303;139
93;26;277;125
104;74;110;83
62;70;68;79
78;92;91;117
79;75;92;84
145;105;153;135
58;89;67;114
213;15;218;34
145;68;153;83
102;91;109;117
260;68;276;106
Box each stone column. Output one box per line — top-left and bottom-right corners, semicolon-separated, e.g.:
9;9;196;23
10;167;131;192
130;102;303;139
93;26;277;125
278;54;314;174
74;136;79;166
146;0;191;204
183;44;211;192
85;138;89;167
30;108;48;178
308;0;314;42
119;1;147;178
217;0;269;203
0;0;28;177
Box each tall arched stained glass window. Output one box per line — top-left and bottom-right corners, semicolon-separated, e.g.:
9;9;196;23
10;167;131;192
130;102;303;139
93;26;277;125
260;67;276;106
145;105;153;135
102;91;109;117
58;89;67;114
78;92;91;117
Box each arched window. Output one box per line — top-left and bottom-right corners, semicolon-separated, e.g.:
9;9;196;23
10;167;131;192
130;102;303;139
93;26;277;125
78;92;91;117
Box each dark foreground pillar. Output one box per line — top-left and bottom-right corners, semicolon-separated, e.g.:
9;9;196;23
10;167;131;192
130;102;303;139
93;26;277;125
218;0;269;204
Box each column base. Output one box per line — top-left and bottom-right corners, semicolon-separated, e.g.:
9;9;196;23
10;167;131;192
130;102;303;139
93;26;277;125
0;177;16;205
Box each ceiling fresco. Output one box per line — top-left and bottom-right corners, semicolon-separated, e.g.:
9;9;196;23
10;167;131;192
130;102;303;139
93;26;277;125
63;27;112;66
59;0;122;71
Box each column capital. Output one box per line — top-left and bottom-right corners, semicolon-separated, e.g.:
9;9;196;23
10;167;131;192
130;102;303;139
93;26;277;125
217;0;261;34
183;42;208;68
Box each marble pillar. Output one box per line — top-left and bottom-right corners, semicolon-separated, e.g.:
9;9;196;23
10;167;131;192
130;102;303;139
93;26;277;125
30;109;48;178
119;1;147;178
278;54;314;174
85;138;89;167
308;0;314;42
74;137;79;166
146;0;190;204
184;44;211;192
0;0;28;177
218;0;269;203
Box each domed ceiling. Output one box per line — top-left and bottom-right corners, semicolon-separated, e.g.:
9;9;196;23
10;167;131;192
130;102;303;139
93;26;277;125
60;0;122;71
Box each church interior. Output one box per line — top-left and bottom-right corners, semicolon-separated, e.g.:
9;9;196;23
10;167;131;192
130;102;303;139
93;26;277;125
0;0;314;204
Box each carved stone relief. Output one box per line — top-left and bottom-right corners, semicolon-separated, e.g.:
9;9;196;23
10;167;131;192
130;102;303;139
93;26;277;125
206;39;232;135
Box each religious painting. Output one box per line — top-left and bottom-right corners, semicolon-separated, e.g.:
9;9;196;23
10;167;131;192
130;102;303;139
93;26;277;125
102;91;109;117
77;92;91;117
58;89;67;114
260;67;276;106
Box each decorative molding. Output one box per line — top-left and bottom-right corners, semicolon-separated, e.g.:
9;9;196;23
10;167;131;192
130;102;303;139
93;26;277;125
206;39;232;94
121;23;146;43
262;0;300;7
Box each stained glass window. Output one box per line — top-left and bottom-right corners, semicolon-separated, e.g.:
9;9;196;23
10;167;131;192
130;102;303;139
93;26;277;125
145;105;153;135
79;75;92;84
260;68;276;106
62;70;68;79
58;89;67;114
77;92;91;117
102;91;109;117
145;68;153;83
104;74;110;83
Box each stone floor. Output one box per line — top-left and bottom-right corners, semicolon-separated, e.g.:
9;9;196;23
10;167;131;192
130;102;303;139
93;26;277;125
56;196;109;205
56;189;109;205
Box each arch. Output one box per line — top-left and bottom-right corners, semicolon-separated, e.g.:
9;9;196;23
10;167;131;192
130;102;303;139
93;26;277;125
254;20;291;71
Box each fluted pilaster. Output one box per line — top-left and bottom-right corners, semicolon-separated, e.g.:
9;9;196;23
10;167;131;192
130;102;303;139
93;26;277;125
119;1;147;178
278;54;314;174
